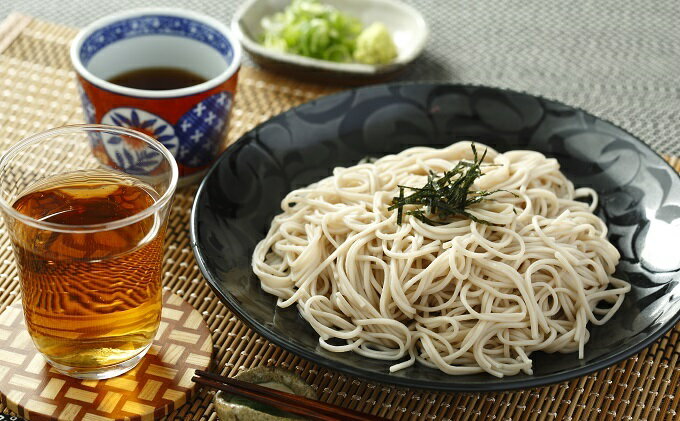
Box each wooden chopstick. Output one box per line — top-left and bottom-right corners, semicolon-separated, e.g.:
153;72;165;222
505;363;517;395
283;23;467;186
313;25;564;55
193;370;387;421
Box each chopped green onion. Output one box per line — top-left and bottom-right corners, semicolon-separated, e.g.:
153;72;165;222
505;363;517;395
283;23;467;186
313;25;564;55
260;0;396;64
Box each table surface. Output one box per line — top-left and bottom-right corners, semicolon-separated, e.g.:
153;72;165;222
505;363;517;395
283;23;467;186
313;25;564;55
0;2;679;421
2;0;679;157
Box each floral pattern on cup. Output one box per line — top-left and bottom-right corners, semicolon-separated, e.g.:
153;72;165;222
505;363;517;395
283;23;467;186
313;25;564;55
100;108;180;174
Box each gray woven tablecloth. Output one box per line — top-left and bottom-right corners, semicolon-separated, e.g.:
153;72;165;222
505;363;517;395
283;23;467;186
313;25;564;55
1;0;679;156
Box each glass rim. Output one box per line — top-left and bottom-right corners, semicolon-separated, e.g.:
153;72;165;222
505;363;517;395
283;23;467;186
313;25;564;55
0;124;179;233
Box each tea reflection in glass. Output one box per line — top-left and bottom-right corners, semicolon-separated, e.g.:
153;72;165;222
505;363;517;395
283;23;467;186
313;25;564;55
0;125;178;379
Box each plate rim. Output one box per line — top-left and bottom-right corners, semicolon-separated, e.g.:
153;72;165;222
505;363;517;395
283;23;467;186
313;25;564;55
190;81;680;392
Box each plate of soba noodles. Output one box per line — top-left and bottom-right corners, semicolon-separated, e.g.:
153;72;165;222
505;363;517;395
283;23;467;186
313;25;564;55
190;83;680;391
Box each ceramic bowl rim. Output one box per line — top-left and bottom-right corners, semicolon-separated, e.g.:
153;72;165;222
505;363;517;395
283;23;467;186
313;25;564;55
70;7;242;99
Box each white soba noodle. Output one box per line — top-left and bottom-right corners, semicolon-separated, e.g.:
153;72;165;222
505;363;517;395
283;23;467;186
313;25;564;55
252;141;630;377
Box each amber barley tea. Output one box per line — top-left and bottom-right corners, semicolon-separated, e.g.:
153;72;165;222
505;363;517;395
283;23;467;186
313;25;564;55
0;125;177;379
11;172;165;372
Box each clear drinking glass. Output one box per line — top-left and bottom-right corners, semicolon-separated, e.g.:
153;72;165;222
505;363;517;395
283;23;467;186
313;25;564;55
0;124;177;379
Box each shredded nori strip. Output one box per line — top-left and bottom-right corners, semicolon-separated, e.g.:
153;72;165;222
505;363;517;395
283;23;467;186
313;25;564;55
389;144;512;225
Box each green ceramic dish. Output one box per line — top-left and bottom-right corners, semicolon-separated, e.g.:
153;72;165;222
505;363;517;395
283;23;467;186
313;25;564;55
214;366;316;421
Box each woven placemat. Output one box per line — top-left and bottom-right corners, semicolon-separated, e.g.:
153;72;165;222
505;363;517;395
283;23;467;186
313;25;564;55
0;13;677;421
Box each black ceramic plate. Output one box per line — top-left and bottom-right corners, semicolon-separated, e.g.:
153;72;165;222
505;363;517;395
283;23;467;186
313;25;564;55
191;83;680;391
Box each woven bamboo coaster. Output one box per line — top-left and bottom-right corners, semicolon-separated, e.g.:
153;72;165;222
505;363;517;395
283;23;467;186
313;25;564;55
0;291;212;421
0;12;678;421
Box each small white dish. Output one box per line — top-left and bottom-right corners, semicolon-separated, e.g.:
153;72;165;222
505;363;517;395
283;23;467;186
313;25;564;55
231;0;428;83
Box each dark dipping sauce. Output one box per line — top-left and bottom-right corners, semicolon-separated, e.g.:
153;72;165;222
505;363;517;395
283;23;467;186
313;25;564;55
108;67;208;90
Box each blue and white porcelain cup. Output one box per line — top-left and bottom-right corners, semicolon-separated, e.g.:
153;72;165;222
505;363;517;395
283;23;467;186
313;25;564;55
70;8;242;186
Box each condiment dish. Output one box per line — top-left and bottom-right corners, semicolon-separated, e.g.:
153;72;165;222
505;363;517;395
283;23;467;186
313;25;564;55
231;0;428;83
